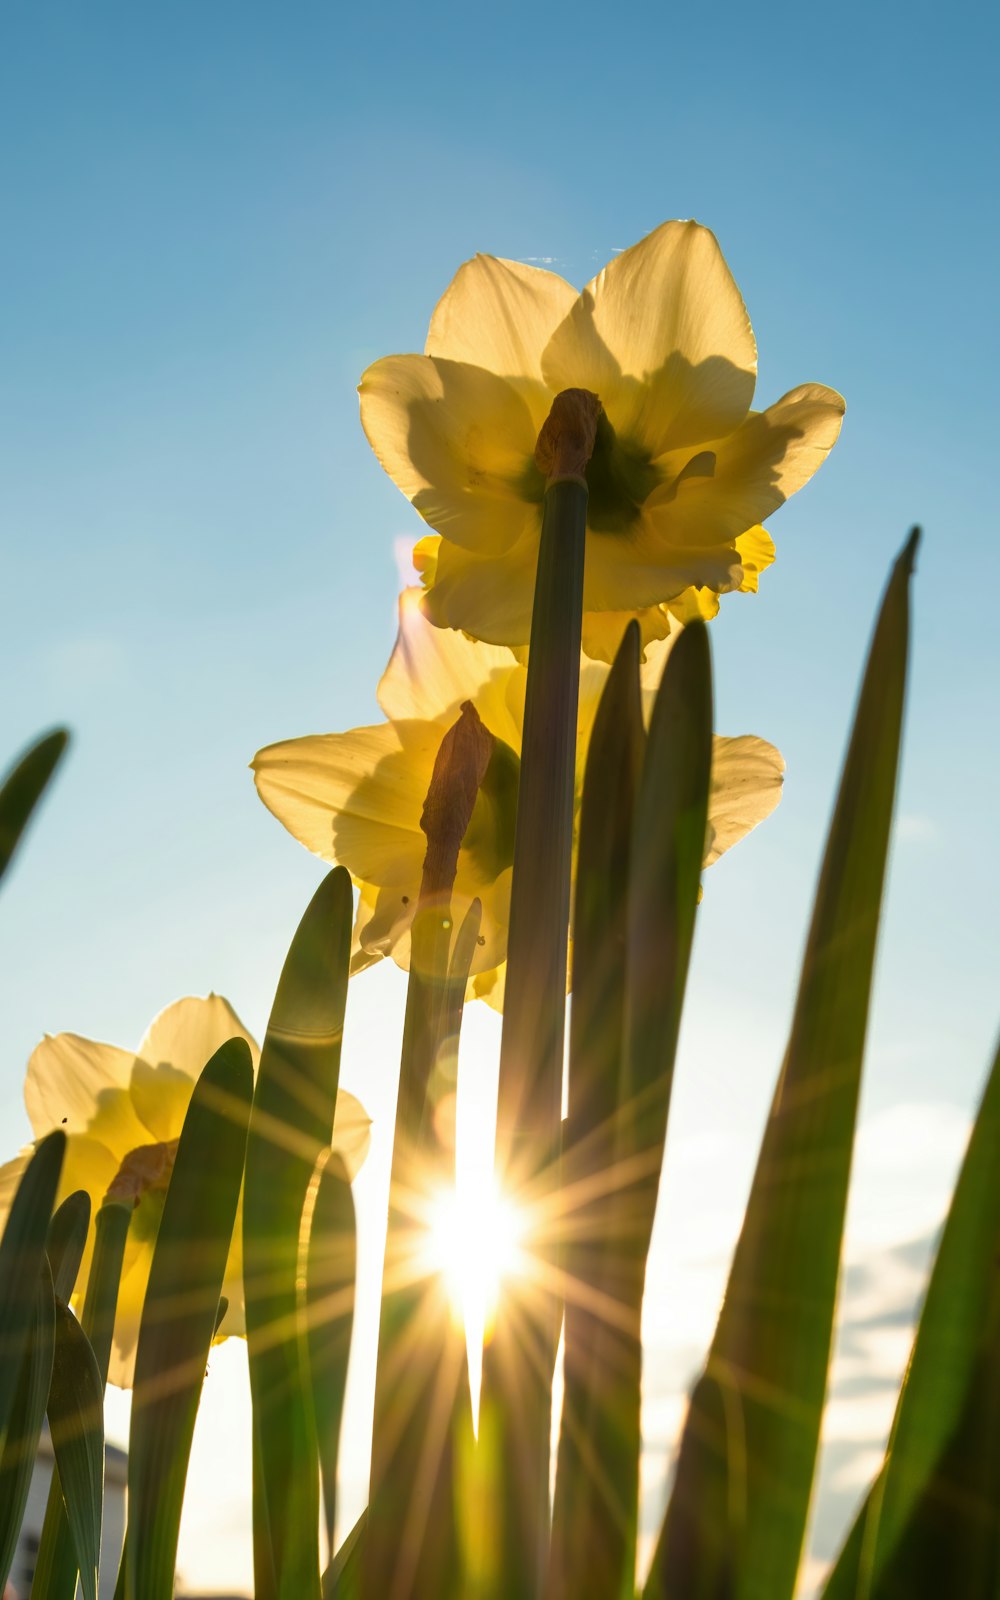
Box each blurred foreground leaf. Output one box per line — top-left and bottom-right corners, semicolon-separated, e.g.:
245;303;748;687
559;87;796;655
48;1297;104;1600
0;728;69;884
0;1259;55;1588
0;1129;65;1438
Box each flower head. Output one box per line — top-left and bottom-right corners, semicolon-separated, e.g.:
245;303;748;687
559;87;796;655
359;221;844;659
253;593;785;1007
0;994;370;1387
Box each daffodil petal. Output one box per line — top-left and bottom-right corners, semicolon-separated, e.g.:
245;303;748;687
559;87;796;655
254;724;432;887
541;221;757;454
426;253;575;406
735;524;776;592
130;995;259;1142
359;354;540;555
377;587;515;724
579;605;674;666
704;734;785;867
24;1033;150;1150
332;1090;372;1179
421;525;542;648
648;383;846;546
583;523;744;612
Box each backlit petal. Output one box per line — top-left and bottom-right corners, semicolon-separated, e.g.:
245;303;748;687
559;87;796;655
704;735;785;867
24;1034;149;1151
647;383;845;545
426;253;575;422
332;1090;372;1179
735;524;776;592
542;221;757;453
359;354;540;554
254;725;431;885
378;587;515;724
132;995;259;1141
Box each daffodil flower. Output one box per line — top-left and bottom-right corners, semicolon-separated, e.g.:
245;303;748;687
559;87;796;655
359;220;844;659
252;591;784;1008
0;994;370;1387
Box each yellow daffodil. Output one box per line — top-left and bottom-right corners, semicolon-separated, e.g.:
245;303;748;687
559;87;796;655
359;220;844;659
0;994;370;1387
253;591;784;1009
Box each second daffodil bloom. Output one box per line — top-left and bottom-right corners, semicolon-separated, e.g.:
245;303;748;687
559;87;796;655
359;220;845;660
253;592;784;1008
0;994;370;1387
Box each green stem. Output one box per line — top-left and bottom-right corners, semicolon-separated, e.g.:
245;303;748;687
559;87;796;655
481;472;589;1599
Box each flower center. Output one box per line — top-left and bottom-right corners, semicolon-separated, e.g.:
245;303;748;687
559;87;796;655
584;410;660;534
106;1138;180;1207
461;736;520;881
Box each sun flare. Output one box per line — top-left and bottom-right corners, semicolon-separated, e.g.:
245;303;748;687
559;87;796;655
425;1178;525;1420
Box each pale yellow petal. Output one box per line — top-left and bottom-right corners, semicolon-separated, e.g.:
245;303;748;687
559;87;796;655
704;735;784;868
647;383;845;546
0;1151;31;1222
735;524;776;593
542;221;757;454
377;587;516;724
332;1089;372;1179
131;995;259;1142
24;1033;149;1153
359;354;539;555
254;725;431;887
425;253;575;422
583;522;743;612
421;523;542;649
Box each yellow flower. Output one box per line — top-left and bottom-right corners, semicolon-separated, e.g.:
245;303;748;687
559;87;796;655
253;591;784;1008
0;994;370;1387
359;220;844;659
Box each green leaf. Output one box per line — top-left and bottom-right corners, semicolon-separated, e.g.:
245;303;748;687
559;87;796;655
647;532;918;1600
0;1259;55;1588
549;618;646;1600
0;1129;65;1437
323;1510;366;1599
47;1297;104;1600
245;868;353;1600
303;1149;356;1557
823;1034;1000;1599
46;1189;92;1301
33;1200;131;1600
128;1037;253;1600
0;728;69;884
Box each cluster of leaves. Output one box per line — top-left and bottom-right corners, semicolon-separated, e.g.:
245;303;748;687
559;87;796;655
2;531;999;1599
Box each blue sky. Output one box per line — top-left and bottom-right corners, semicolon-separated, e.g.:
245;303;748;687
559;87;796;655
2;0;998;1591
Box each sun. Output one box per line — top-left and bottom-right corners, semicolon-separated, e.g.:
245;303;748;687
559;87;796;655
425;1176;525;1420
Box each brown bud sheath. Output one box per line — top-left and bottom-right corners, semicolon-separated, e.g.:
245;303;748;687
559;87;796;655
419;700;494;899
534;387;602;483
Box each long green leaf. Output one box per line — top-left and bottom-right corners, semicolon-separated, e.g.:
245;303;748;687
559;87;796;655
324;1510;366;1599
245;867;353;1600
128;1037;253;1600
548;619;646;1600
822;1033;1000;1599
304;1149;356;1558
33;1200;131;1600
0;1259;55;1587
648;531;918;1600
46;1189;91;1301
47;1297;104;1600
0;1129;65;1437
0;727;69;883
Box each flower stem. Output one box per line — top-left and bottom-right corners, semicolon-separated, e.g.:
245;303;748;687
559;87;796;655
482;389;600;1598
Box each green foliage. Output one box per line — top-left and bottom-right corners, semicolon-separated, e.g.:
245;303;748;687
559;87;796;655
48;1296;105;1600
45;1190;92;1301
304;1150;356;1557
127;1037;253;1599
0;1129;64;1438
0;727;68;884
244;867;353;1600
0;1259;55;1587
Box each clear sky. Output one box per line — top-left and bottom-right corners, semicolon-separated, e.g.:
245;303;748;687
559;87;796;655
2;1;998;1593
